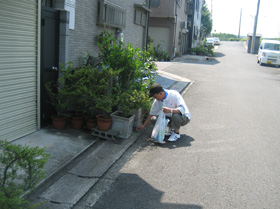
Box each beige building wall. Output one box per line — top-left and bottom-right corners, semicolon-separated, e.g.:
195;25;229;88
149;0;189;58
192;0;203;48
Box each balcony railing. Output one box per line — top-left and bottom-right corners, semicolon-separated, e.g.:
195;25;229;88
97;0;126;28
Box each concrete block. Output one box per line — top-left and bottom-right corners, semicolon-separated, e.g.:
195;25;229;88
40;174;98;205
91;128;119;140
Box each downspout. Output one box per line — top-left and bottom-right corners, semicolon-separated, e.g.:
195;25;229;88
146;0;151;50
37;0;41;129
173;0;178;58
190;0;194;48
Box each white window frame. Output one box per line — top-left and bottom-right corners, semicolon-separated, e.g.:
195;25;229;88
134;10;146;27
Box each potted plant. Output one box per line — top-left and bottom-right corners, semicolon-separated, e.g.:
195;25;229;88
70;64;96;130
110;85;152;138
92;64;120;131
206;45;215;57
60;63;86;129
45;79;68;130
76;53;98;130
97;30;157;135
192;45;207;55
95;91;116;131
110;89;136;139
110;111;135;139
97;31;144;91
96;98;113;132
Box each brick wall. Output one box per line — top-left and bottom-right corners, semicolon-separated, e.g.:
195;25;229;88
68;0;148;67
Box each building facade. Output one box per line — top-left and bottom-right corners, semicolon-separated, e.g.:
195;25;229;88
67;0;151;66
188;0;204;48
149;0;203;58
0;0;151;142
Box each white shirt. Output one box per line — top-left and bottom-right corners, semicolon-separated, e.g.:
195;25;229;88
149;89;191;119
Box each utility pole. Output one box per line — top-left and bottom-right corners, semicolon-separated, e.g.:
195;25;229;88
251;0;260;54
238;8;242;38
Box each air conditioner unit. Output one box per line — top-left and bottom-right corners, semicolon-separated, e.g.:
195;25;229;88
181;21;186;29
194;26;198;35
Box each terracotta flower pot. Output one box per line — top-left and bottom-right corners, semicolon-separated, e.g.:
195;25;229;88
71;116;83;129
52;116;67;130
96;115;112;131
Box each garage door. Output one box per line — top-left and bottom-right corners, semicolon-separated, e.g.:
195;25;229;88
0;0;39;142
149;26;170;53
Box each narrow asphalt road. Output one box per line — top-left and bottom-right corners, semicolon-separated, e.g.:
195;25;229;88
76;42;280;209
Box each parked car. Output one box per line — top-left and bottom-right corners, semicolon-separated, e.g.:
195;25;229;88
213;37;220;45
206;38;214;46
257;40;280;67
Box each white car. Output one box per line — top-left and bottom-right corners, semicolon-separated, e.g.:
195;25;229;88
206;38;214;46
213;37;220;45
257;40;280;67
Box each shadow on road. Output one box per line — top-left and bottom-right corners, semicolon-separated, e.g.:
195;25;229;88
214;52;225;57
86;128;198;208
150;134;195;149
259;64;280;69
169;52;226;66
172;58;220;66
92;173;203;209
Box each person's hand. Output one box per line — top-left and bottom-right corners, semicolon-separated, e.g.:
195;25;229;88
162;107;172;113
136;124;145;131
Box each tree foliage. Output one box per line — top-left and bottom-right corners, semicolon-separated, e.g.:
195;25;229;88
0;140;50;208
201;2;213;36
97;31;157;116
212;33;239;41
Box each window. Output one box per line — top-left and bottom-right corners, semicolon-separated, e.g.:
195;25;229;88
42;0;53;7
194;26;198;35
196;0;200;12
135;10;141;25
264;43;280;51
184;0;189;13
187;1;194;16
97;0;126;28
134;10;146;26
141;13;147;26
150;0;159;7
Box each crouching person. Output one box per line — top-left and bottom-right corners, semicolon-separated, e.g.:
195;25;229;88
136;83;191;142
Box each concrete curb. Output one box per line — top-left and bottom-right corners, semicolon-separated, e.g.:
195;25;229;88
157;70;191;83
36;130;146;208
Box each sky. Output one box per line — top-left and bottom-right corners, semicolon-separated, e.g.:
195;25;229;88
205;0;280;38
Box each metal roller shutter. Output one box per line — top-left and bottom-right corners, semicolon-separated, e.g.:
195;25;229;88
0;0;39;142
149;26;170;52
